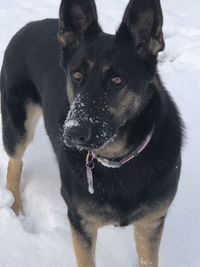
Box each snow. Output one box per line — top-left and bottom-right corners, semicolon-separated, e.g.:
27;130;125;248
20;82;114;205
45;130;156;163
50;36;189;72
64;120;80;129
0;0;200;266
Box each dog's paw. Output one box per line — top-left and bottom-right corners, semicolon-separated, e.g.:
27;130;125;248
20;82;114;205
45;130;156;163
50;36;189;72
0;188;23;216
0;188;14;209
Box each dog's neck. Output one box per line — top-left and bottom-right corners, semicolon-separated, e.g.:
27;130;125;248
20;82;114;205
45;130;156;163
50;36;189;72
85;125;154;194
88;125;155;169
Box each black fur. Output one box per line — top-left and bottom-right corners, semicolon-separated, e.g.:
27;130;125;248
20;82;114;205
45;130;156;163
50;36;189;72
1;0;183;260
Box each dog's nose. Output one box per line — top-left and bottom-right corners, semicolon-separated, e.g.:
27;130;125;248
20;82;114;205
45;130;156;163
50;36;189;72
64;124;91;146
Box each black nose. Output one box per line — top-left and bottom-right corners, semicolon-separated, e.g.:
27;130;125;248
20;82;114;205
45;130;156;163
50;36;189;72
64;124;92;146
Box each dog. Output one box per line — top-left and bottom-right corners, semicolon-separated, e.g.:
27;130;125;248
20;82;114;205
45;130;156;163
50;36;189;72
0;0;183;266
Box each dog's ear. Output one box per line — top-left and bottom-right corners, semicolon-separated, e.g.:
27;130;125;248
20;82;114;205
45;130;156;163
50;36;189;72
116;0;164;58
58;0;100;48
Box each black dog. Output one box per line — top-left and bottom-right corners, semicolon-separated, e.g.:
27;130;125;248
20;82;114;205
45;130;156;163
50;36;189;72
0;0;183;266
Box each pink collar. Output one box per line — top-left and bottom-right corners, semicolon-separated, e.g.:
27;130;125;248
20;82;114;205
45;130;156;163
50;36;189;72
92;125;155;168
85;125;155;194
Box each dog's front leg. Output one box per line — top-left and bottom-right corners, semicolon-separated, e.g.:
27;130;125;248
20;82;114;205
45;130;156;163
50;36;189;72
6;159;23;215
134;216;166;267
68;212;97;267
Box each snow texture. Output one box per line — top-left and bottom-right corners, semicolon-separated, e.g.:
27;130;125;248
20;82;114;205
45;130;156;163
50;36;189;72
0;0;200;266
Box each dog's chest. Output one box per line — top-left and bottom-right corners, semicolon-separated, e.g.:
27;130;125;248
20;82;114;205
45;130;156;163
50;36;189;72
76;199;148;227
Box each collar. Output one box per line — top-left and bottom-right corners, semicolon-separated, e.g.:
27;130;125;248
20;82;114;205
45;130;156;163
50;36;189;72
91;125;155;169
85;125;155;194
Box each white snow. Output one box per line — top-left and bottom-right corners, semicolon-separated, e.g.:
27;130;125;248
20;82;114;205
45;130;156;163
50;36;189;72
64;119;80;129
0;0;200;266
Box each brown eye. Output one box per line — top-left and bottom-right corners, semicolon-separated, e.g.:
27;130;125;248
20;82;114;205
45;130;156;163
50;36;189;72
73;71;82;81
112;76;122;86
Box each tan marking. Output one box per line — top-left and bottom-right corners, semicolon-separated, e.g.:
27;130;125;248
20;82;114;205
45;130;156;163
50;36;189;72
93;90;141;159
70;222;97;267
6;103;42;215
75;192;172;267
102;64;111;74
6;159;23;215
13;103;42;160
95;134;130;159
134;221;163;267
25;103;42;146
149;38;163;56
134;203;169;267
135;201;169;225
77;203;117;228
57;29;76;48
76;201;172;267
77;200;171;229
110;89;141;117
67;79;75;104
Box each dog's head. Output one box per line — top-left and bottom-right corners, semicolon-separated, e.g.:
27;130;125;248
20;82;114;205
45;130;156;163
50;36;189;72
58;0;164;159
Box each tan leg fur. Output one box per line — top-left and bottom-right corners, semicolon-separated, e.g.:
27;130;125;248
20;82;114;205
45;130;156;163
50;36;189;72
134;205;168;267
70;223;97;267
6;159;23;215
6;103;42;215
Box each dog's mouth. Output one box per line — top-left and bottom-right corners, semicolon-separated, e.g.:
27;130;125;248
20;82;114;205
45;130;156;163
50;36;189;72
87;124;155;169
63;119;127;155
63;117;155;168
63;120;134;162
92;132;130;159
63;127;119;153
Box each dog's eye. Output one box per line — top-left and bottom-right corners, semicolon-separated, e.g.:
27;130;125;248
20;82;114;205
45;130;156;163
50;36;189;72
72;71;82;81
112;76;123;86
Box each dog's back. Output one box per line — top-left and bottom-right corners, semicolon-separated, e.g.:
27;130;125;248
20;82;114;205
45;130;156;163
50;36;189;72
0;19;68;157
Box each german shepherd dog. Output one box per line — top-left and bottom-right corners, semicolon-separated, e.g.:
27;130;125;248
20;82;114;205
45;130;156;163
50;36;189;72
0;0;183;266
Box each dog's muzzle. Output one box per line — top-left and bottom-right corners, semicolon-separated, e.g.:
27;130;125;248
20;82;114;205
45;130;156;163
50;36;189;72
64;121;92;147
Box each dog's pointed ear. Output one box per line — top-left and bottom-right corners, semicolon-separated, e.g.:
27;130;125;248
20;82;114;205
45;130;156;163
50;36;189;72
58;0;101;48
116;0;165;58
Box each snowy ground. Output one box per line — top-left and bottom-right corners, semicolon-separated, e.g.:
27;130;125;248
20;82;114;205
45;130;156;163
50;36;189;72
0;0;200;266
